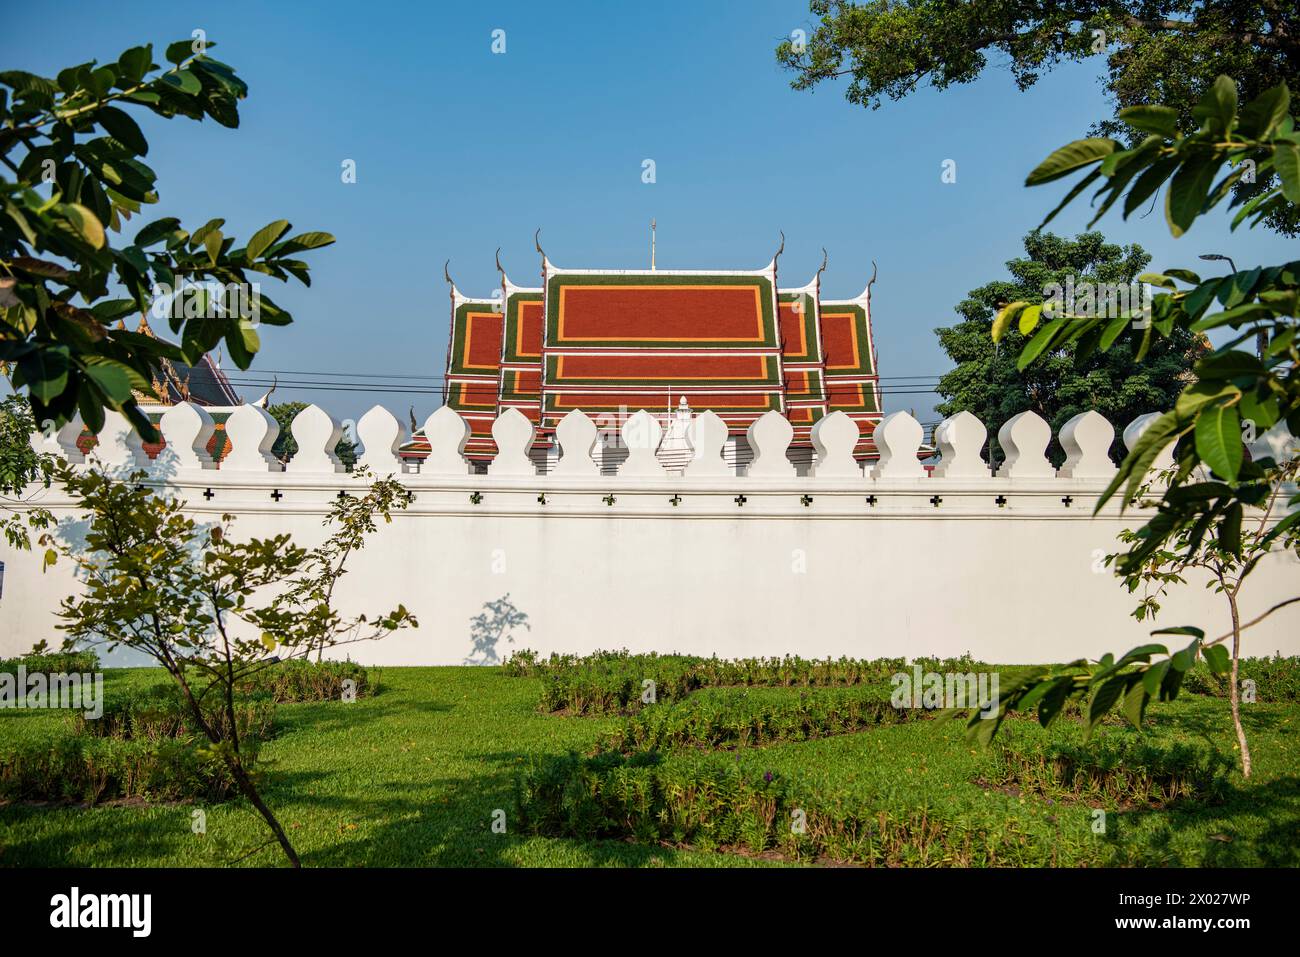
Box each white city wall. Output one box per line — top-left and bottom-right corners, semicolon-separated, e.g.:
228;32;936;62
2;401;1297;666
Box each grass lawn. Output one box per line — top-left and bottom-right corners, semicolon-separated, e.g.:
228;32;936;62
1;665;1297;867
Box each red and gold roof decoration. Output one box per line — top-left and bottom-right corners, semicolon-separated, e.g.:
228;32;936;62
778;271;829;444
540;257;783;435
821;280;882;456
497;273;543;427
440;240;883;459
443;274;503;458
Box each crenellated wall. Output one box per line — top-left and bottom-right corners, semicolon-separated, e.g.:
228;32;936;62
2;402;1297;665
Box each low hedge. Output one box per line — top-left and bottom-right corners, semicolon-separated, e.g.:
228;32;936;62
233;659;374;703
0;650;100;676
514;750;1045;866
602;685;922;754
72;684;276;744
0;735;248;804
1181;655;1300;702
512;649;981;716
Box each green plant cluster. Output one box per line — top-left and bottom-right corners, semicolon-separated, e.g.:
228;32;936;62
1180;655;1300;701
0;683;273;804
234;659;373;703
0;649;99;676
510;649;983;715
985;734;1233;808
515;748;1050;866
0;659;368;806
512;652;1252;864
71;683;275;742
601;685;918;754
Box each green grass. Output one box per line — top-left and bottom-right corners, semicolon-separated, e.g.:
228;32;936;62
1;665;1297;867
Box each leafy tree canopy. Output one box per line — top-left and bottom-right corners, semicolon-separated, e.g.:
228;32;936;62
778;1;1300;233
1;39;334;440
935;230;1204;462
267;400;357;469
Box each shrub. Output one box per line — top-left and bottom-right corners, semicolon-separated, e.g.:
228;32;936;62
602;686;920;754
0;650;100;676
510;649;974;715
0;735;247;804
1181;656;1300;702
72;684;276;743
514;750;1045;866
986;734;1233;808
234;659;373;703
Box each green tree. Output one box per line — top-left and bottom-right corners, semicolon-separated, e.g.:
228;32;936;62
777;1;1300;233
0;393;53;550
935;230;1203;464
1;39;334;440
50;465;417;865
946;78;1300;777
267;400;357;469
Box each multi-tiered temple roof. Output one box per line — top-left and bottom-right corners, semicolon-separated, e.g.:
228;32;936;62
442;239;882;464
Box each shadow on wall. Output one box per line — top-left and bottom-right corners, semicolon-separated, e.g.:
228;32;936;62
49;453;219;668
465;594;529;666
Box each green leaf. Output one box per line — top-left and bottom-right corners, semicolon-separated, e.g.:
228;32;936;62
1169;637;1202;672
1175;380;1241;419
991;301;1028;344
160;69;201;95
1026;138;1118;187
1237;83;1291;139
1166;154;1220;236
16;346;71;403
269;231;335;256
1121;678;1148;730
203;229;223;266
1191;302;1275;333
1087;675;1128;738
1218;501;1243;556
116;45;154;83
95;106;148;155
53;203;106;249
1203;644;1231;676
134;216;182;247
1142;659;1171;697
1017;318;1065;370
1274;143;1300;204
164;40;196;65
244;219;290;262
1017;303;1043;336
82;360;134;404
1195;350;1266;380
1192;75;1238;134
1195;403;1242;481
1123;157;1179;219
1118;105;1179;139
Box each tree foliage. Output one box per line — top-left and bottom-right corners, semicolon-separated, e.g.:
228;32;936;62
777;1;1300;233
935;230;1203;463
49;464;417;865
266;400;357;469
1;39;335;440
0;393;54;549
951;77;1300;775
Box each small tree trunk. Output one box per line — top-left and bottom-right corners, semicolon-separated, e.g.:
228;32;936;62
1226;594;1253;778
227;755;301;868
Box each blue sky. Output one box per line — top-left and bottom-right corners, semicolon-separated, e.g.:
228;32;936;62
3;1;1294;428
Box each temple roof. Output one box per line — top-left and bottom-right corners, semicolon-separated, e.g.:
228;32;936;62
441;243;882;457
